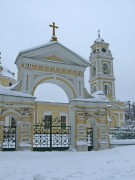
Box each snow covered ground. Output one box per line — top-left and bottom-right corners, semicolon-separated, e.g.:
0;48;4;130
0;145;135;180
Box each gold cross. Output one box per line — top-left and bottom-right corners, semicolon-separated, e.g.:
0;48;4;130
49;22;59;41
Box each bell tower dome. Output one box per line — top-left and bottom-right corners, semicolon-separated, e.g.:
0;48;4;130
89;31;115;100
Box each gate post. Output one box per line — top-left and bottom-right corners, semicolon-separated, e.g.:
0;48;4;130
0;121;4;151
69;106;76;150
49;115;52;151
16;121;21;151
18;121;32;151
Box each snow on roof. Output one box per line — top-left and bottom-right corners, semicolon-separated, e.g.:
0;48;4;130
0;64;15;79
92;90;106;97
0;85;34;98
15;41;89;66
91;91;109;102
73;91;109;103
95;37;104;42
19;41;54;54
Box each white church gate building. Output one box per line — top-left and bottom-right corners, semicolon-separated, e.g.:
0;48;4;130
0;23;125;152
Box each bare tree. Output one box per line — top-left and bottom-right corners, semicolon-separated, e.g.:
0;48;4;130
125;101;135;127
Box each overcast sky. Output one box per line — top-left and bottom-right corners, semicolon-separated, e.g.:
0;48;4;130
0;0;135;103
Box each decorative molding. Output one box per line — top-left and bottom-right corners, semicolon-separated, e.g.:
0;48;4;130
1;109;21;118
78;124;85;129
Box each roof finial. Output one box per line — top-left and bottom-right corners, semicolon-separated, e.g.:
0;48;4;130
49;22;59;42
98;30;100;38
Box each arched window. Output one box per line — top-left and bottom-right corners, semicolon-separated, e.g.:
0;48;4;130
102;48;106;53
104;85;108;95
93;49;96;54
103;63;109;75
4;115;16;127
104;84;111;96
92;64;96;76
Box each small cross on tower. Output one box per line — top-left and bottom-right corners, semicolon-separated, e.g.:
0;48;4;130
49;22;59;42
98;30;100;38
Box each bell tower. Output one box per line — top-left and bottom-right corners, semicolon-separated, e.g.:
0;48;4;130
89;31;115;100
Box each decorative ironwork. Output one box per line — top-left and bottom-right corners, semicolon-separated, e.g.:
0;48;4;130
110;128;135;139
3;126;16;151
87;128;93;151
33;116;71;151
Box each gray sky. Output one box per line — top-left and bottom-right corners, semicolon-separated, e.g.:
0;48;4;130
0;0;135;103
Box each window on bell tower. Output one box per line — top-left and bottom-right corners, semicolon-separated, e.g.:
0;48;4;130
103;84;112;97
103;63;109;75
104;85;108;95
92;64;96;76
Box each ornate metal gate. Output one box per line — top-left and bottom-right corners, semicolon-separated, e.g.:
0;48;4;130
3;126;16;151
33;116;71;151
87;128;93;151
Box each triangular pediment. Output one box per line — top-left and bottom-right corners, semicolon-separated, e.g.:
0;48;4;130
15;42;89;67
43;55;64;63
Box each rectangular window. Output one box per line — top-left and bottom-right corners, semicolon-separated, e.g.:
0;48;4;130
61;116;66;129
44;115;52;128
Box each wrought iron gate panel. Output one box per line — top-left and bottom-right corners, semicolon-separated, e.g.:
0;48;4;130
33;125;71;151
33;125;51;150
51;126;71;149
87;128;93;151
3;126;16;151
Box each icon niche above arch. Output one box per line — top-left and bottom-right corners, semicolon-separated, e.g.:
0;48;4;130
15;41;89;101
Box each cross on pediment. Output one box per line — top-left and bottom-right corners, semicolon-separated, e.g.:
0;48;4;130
49;22;59;42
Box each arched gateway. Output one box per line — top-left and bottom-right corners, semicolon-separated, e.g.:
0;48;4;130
14;40;96;151
15;41;89;100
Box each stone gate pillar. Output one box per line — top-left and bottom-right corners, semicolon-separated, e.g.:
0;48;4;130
99;123;110;150
69;106;76;150
17;108;34;151
69;100;88;152
16;121;21;150
18;121;32;151
69;97;110;151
